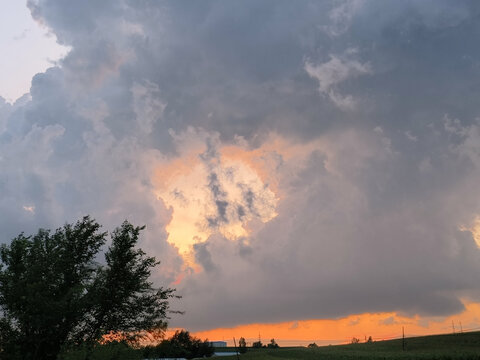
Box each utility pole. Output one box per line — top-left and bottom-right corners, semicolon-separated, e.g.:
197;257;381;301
233;337;240;360
452;320;456;334
460;321;463;333
402;326;405;351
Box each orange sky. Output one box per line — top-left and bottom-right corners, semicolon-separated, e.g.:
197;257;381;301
184;302;480;346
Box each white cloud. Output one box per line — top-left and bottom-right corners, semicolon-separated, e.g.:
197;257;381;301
305;52;371;111
405;131;418;142
22;205;35;214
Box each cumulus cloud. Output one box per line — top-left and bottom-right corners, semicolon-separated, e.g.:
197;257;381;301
0;97;12;133
2;0;480;332
154;130;278;256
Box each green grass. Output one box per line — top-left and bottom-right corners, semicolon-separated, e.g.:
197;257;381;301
236;331;480;360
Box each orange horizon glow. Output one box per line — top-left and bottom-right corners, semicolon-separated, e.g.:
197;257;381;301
178;302;480;347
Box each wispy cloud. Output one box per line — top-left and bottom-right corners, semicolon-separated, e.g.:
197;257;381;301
305;51;371;111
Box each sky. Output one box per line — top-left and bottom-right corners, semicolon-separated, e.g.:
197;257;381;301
2;0;480;346
0;0;68;103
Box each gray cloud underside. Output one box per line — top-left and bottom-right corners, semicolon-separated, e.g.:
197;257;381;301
2;0;480;330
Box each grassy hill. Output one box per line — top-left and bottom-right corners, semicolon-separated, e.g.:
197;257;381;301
235;331;480;360
60;331;480;359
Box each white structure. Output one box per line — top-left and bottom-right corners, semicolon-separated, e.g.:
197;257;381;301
210;341;227;347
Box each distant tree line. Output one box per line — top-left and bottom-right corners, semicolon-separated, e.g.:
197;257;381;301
142;330;214;359
351;336;373;344
252;338;279;349
59;331;215;360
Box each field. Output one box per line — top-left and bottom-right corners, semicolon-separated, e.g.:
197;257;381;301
221;331;480;360
60;331;480;359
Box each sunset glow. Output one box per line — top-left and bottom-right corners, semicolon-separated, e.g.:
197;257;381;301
3;0;480;349
191;302;480;346
153;137;278;264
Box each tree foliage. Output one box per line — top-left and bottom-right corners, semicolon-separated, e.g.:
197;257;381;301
142;330;214;359
267;338;279;348
0;216;176;360
252;340;263;348
238;337;247;353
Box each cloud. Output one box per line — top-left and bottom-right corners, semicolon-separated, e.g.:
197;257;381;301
349;318;361;326
305;51;371;111
13;28;31;41
379;316;397;326
154;130;278;255
131;81;166;135
0;97;12;133
193;242;217;273
2;0;480;333
173;127;480;329
324;0;364;37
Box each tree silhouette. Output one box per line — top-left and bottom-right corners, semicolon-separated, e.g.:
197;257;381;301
267;338;279;348
0;216;176;360
238;337;247;353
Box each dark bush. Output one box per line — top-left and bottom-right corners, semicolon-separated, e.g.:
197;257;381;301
252;341;263;348
267;338;279;348
143;330;214;359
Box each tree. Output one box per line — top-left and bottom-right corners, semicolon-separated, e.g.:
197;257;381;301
351;337;360;344
267;338;279;348
238;337;247;353
143;330;214;359
0;216;176;360
307;342;318;348
252;340;263;348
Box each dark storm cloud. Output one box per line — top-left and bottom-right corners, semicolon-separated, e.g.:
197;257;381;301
193;242;217;273
239;186;256;216
1;0;480;331
200;138;231;227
